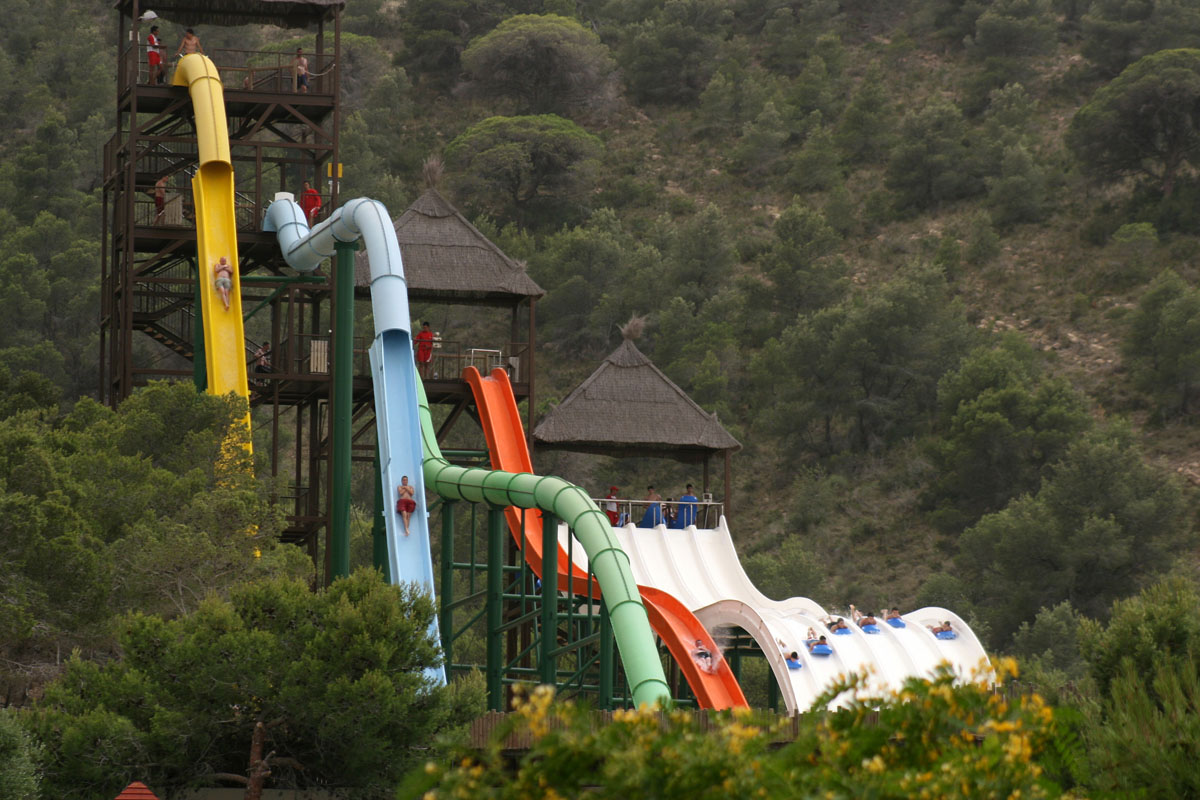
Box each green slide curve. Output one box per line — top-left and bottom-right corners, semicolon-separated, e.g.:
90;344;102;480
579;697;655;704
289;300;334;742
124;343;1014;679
415;379;672;708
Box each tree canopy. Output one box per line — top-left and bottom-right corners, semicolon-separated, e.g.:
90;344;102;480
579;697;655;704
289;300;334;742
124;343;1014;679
445;114;602;227
1068;49;1200;198
28;570;484;800
460;14;618;115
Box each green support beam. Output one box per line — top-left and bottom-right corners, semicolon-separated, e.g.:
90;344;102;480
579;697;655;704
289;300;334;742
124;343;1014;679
192;260;206;391
599;599;614;709
373;448;388;580
440;501;456;669
486;506;505;709
329;239;358;581
541;512;558;686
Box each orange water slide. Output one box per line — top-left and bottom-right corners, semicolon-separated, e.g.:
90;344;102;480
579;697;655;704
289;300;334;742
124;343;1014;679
463;366;748;710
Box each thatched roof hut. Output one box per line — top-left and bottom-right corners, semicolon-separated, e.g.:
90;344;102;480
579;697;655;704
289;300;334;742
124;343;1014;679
121;0;343;28
533;338;740;509
355;188;544;304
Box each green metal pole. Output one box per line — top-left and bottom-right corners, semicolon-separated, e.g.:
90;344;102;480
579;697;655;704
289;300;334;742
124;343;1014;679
486;506;505;710
440;501;456;670
329;240;357;581
599;597;614;709
541;512;558;687
767;667;779;712
192;260;206;392
373;447;388;580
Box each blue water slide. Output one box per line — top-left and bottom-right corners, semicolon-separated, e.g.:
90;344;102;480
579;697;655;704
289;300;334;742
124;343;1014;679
264;194;443;684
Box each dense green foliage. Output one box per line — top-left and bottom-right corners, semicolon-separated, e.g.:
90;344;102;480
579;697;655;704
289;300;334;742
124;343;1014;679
460;15;617;115
0;382;310;693
0;710;41;800
407;665;1062;798
11;0;1200;796
28;571;483;800
1068;49;1200;198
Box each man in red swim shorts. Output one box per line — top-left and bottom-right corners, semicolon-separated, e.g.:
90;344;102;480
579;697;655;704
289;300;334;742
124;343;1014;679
396;475;417;535
147;26;165;85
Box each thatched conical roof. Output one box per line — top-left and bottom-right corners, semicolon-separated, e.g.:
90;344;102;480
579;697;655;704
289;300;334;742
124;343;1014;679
533;339;741;460
355;188;544;304
123;0;342;28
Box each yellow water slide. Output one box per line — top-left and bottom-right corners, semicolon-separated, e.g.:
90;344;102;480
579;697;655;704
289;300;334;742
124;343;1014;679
173;55;250;413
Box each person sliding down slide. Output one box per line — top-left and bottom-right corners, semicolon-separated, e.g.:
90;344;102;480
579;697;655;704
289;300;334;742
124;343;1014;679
396;476;416;535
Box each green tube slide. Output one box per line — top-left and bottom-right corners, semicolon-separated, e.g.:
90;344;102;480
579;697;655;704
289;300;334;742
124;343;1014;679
415;380;671;708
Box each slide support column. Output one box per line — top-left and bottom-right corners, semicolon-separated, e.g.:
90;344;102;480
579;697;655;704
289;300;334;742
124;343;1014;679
486;505;505;710
329;240;358;580
192;260;206;392
599;601;614;709
372;448;388;580
439;501;456;670
540;512;558;686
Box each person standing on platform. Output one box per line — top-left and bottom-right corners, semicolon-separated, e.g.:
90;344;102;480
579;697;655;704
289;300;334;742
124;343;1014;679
292;47;310;93
176;27;203;58
414;321;434;378
604;486;620;525
638;485;662;527
299;180;322;224
677;483;698;527
147;26;166;84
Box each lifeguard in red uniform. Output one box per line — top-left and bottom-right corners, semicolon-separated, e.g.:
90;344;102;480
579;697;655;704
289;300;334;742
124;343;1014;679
415;321;434;378
299;180;322;224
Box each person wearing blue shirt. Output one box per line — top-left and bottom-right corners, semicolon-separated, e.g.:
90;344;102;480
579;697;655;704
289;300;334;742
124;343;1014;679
677;484;699;527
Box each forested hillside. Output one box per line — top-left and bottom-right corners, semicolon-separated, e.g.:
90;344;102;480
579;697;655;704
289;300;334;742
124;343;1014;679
6;0;1200;653
4;0;1200;796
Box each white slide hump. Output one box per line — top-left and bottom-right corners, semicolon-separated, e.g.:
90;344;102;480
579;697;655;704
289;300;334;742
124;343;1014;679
615;518;990;713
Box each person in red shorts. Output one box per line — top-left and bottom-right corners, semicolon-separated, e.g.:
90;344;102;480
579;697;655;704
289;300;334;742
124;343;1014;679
604;485;619;525
299;180;322;224
147;26;165;85
414;321;434;378
396;475;417;535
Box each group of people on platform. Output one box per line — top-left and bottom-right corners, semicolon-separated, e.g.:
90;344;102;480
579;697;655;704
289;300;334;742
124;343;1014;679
143;23;314;94
603;484;703;528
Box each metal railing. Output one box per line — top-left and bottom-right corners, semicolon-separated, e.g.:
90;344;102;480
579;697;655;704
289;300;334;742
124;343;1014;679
423;340;532;384
122;44;334;95
593;498;725;529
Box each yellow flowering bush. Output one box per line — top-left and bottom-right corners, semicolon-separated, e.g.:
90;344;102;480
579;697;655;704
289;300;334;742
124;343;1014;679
405;662;1063;799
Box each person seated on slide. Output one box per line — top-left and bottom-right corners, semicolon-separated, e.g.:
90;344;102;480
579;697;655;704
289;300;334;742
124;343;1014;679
785;651;802;670
829;617;849;632
213;257;234;311
859;611;878;627
929;621;953;635
396;475;417;536
808;635;830;653
886;608;903;621
691;639;717;674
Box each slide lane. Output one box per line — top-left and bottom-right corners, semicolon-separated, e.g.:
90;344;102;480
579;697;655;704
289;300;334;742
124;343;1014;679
463;367;746;710
617;520;991;713
173;55;250;412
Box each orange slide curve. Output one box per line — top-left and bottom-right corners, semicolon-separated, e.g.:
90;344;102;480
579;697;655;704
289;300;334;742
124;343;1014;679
463;367;748;710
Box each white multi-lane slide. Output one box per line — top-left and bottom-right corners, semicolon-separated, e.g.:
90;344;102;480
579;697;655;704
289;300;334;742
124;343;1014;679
561;517;990;713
